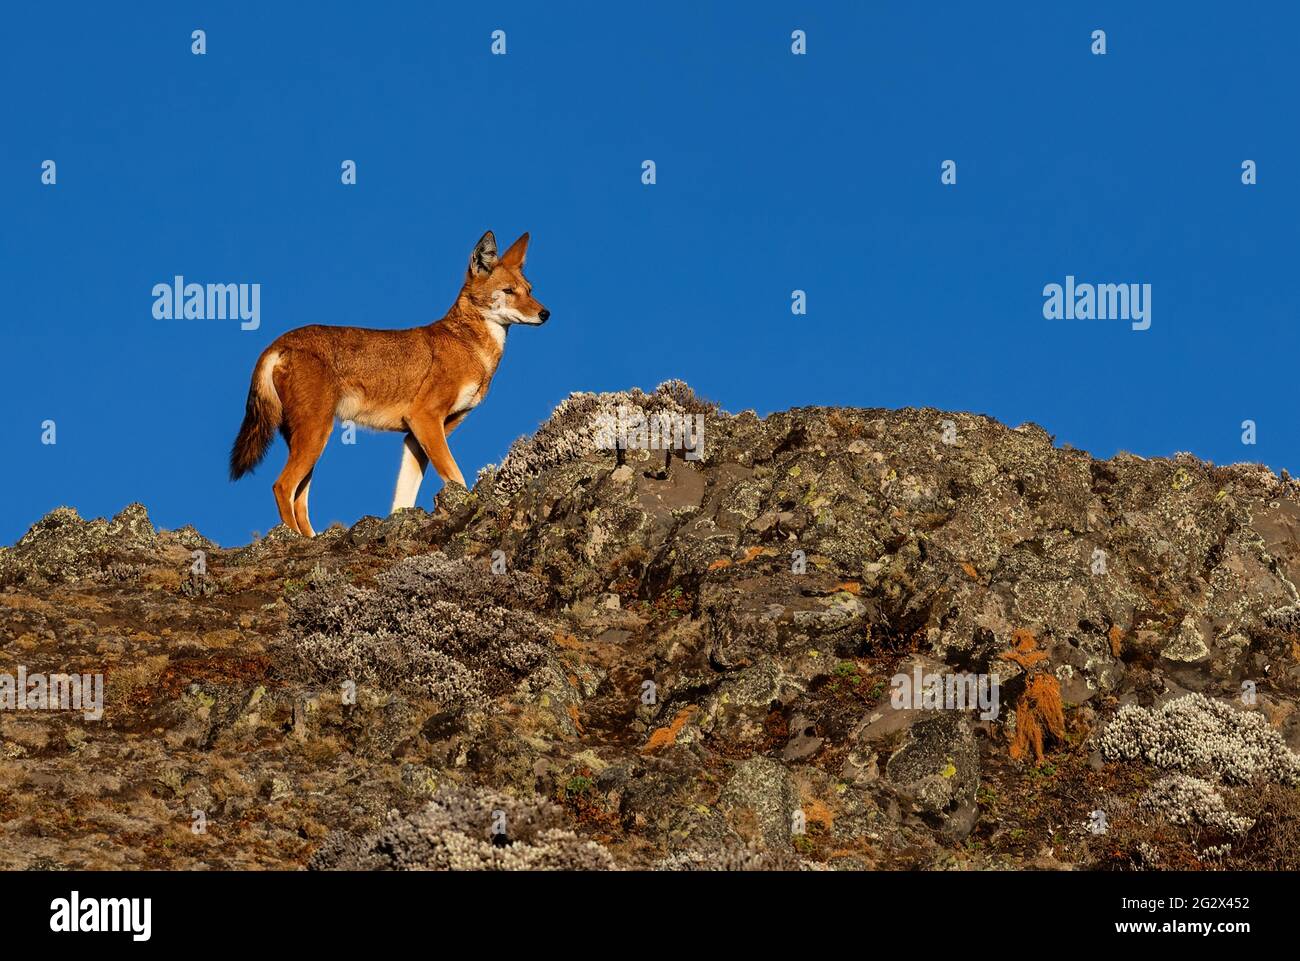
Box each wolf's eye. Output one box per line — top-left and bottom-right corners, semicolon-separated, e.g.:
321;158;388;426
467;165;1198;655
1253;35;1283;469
502;287;516;295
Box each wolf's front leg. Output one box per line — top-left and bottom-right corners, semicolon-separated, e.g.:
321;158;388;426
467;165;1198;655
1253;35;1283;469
407;412;467;488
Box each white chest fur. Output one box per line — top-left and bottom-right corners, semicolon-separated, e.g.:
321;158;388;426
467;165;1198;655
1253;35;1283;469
452;380;482;415
484;318;507;350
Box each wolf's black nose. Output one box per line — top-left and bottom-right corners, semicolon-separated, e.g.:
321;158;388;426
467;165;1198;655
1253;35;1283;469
538;309;550;322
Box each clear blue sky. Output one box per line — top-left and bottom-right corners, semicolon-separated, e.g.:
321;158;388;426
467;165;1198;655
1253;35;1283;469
3;2;1297;546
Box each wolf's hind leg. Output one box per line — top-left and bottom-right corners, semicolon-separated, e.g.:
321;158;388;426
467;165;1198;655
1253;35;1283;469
293;471;316;537
272;388;334;536
391;432;428;512
274;422;329;536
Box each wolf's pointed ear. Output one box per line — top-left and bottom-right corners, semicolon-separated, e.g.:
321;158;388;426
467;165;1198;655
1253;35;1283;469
499;232;530;269
468;231;498;278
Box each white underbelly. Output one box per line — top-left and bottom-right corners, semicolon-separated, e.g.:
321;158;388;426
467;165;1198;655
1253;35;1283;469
335;394;406;431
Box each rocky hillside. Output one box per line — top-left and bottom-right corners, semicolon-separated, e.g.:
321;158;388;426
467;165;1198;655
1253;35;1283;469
3;381;1300;870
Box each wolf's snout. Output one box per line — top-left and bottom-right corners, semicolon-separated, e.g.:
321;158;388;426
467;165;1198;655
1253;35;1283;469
538;308;550;323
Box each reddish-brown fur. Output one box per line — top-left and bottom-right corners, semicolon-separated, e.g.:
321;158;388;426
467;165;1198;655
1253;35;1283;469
229;231;547;535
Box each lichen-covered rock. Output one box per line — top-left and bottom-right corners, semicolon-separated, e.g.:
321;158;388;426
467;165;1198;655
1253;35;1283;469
883;712;980;840
5;384;1300;871
718;756;800;849
0;503;161;585
653;839;806;871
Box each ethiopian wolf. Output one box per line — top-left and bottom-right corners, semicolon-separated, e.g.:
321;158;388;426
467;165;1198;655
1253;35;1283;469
229;231;549;535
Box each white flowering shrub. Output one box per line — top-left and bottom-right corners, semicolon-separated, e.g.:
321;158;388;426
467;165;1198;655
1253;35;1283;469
284;552;552;710
309;783;616;871
1100;693;1300;785
478;380;720;495
1141;774;1255;836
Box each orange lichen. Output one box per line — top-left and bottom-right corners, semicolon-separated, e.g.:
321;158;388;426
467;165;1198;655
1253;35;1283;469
1000;629;1065;763
1009;674;1066;763
642;705;699;754
802;798;835;832
711;547;773;571
834;581;861;595
1000;628;1049;670
961;562;979;580
1108;624;1124;658
553;632;582;650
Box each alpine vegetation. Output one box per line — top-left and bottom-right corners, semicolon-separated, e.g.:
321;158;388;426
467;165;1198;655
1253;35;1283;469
283;552;553;711
5;389;1300;871
1099;694;1300;786
478;380;722;495
309;783;615;871
1141;774;1256;838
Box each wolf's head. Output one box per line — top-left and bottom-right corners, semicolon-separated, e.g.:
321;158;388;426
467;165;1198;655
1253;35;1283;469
462;230;550;327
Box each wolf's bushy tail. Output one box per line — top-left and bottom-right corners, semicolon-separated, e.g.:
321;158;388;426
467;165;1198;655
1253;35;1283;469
229;351;282;480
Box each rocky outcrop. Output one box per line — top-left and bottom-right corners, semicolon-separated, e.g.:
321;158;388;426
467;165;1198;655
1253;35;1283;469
2;382;1300;869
